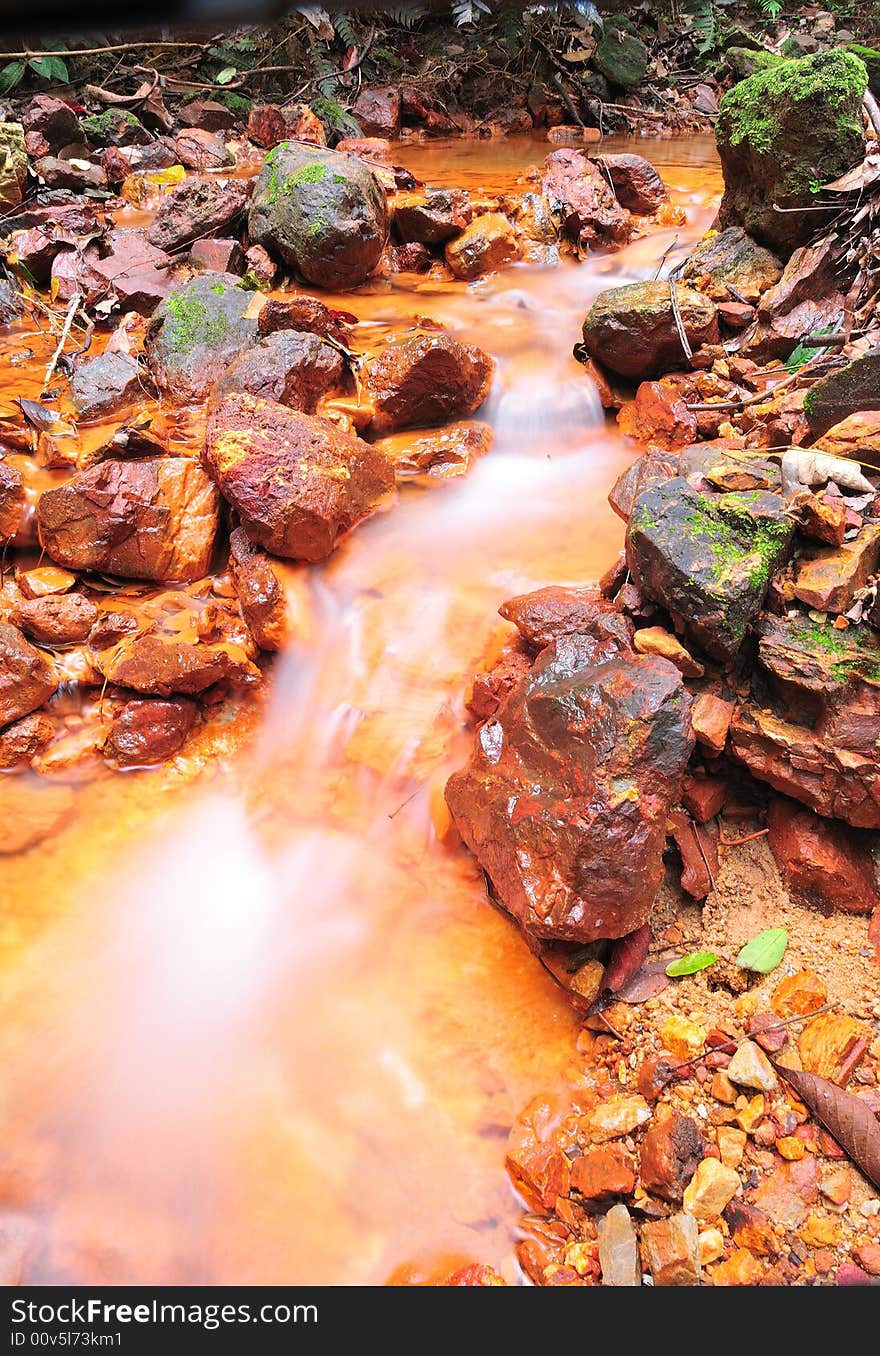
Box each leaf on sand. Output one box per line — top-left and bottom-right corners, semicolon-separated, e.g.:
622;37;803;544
736;927;787;974
615;960;670;1005
666;951;719;977
602;923;651;994
772;1061;880;1191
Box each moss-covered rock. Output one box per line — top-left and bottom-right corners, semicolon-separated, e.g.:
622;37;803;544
248;141;388;289
82;108;149;148
715;50;867;254
593;15;648;91
723;47;784;84
582;280;718;381
843;43;880;99
145;271;259;404
681;226;782;303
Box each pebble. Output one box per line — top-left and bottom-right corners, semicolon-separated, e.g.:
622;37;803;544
682;1157;741;1222
698;1227;725;1266
735;1094;765;1133
597;1203;640;1286
726;1040;778;1093
717;1126;747;1169
711;1070;737;1105
640;1212;701;1286
582;1095;652;1143
661;1015;707;1060
771;970;827;1019
775;1135;806;1161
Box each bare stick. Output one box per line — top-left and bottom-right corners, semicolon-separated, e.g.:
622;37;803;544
669;280;693;366
42;292;81;393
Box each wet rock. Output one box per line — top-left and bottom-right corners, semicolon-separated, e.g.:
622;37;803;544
104;698;198;767
205;392;394;562
147;177;249;254
0;711;54;769
22;95;82;156
71;351;142;421
443;1264;507;1286
175;128;233;173
444;212;518;280
98;630;258;698
799;1011;869;1084
593;153;668;214
178;100;236;133
0;123;27;208
37;458;220;582
609;448;678;522
597;1204;640;1287
393;188;471;245
750;236;845;359
640;1110;704;1203
715;51;868;253
542;149;629;245
213;329;345;412
641;1213;701;1286
691;692;734;756
803;348;880;435
373;420;492;478
681;226;782;303
13;593;98;645
0;623;58;728
582;282;718;381
145;272;259;403
506;1094;571;1211
87;228;173;315
365;333;493;435
249;142;388;289
389;242;431;273
726;1040;778;1093
498;585;615;650
771;969;827;1018
445;623;694;943
813;409;880;461
467;648;533;722
682;1158;740;1222
682;773;727;822
244;244;276;287
617;380;698;452
11;224;56;282
633;627;704;678
189;237;245;276
0;460;25;544
34;156;106;192
594;17;648;90
83;108;149;148
627;480;794;665
228;526;290;652
792;523;880;614
767;797;879;914
570;1144;636;1200
0;778;73;854
755;613;880;720
793;491;847;546
257;295;352;345
352;86;401;138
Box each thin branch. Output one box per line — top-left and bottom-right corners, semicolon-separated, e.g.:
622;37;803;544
0;41;208;59
42;292;80;393
669;280;693;366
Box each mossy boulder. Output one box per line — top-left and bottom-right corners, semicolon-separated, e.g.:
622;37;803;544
723;47;784;84
82;108;149;148
145;271;259;404
627;479;795;665
248;141;388;289
715;50;868;254
843;44;880;99
593;15;648;91
582;280;718;381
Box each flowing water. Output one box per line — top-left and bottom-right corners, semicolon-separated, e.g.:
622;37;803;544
0;135;721;1285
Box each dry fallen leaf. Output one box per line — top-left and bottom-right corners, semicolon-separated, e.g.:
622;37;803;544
772;1060;880;1191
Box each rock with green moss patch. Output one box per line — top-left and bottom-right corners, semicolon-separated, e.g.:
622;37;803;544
756;612;880;723
248;141;388;288
715;50;867;255
681;227;782;304
582;281;718;381
627;479;795;665
843;43;880;99
145;271;259;403
723;47;784;83
82;108;149;148
593;15;648;91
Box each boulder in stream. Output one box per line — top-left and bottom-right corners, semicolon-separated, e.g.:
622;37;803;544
365;333;494;434
146;176;249;254
681;226;782;303
213;329;345;412
582;281;718;381
145;272;260;403
0;623;58;729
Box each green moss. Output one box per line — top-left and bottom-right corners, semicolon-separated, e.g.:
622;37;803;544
212;282;227;295
683;493;791;591
82;109;142;139
799;618;880;684
163;290;230;353
262;149;331;207
802;386;816;416
309;211;329;236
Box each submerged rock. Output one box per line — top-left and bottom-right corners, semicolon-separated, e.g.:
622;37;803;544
205;393;394;561
0;623;58;728
627;480;794;664
445;619;694;944
582;282;718;381
146;272;259;403
444;212;518;279
71;351;142;421
365;333;493;434
248;142;388;288
715;51;867;253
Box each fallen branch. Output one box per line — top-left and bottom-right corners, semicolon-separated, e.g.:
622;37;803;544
669;280;693;366
42;292;81;394
0;41;207;59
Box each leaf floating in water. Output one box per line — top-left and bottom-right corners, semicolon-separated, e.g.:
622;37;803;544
665;950;719;978
771;1061;880;1191
736;927;788;974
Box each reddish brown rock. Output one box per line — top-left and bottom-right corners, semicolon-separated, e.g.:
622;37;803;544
467;648;533;722
499;586;616;650
767;797;879;914
12;225;57;282
813;409;880;460
34;156;106;192
681;227;782;304
213;329;345;412
444;213;518;280
228;526;290;652
87;228;173;315
22;95;82;156
0;460;25;544
244;244;276;287
668;809;718;900
0;623;58;728
0;711;54;769
257;295;353;345
205;393;394;562
593;153;668;214
445;620;694;943
247;105;289;149
13;593;98;646
640;1214;701;1286
639;1110;704;1202
506;1095;570;1212
147;178;249;254
542;148;630;245
570;1144;636;1200
352;86;401;138
178;100;236;133
189;237;245;275
792;523;880;614
633;627;704;678
175;128;232;172
104;698;198;767
608;449;678;522
393;189;471;245
691;693;734;757
617;380;698;452
799;1011;869;1085
37;458;220;583
752;1155;819;1230
98;631;258;698
583;282;719;382
365;334;493;435
372;421;492;478
681;774;727;823
793;491;847;547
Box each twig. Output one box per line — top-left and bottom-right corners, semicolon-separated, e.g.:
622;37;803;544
864;90;880;141
0;41;207;59
670;1001;839;1073
719;828;769;848
669;280;693;366
42;292;80;393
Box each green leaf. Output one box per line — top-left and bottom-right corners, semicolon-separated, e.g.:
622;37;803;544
0;61;25;93
665;951;719;978
215;66;237;86
736;927;788;974
28;55;68;82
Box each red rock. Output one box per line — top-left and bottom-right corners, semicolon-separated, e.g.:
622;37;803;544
723;1201;779;1256
681;773;727;823
639;1109;704;1202
372;420;493;478
189;237;245;275
466;648;533;722
617;380;698;452
542;148;630;245
638;1054;677;1101
640;1213;701;1286
335;136;393;159
855;1243;880;1276
228;526;290;652
178;100;236;133
365;334;493;435
499;586;616;650
506;1095;570;1211
87;228;173;315
445;620;694;943
13;593;97;645
175;128;232;172
717;301;756;330
12;225;57;282
22;95;82;156
767;797;878;914
393;189;472;245
793;491;847;546
608;448;678;522
799;1011;869;1085
389;240;433;273
442;1264;506;1286
0;460;25;544
352;86;401;138
0;623;57;728
745;1012;789;1054
37;458;220;583
50;248;108;307
633;626;704;678
444;213;518;280
752;1155;819;1230
146;177;249;254
792;523;880;614
214;329;345;413
247;105;288;149
0;711;54;769
98;631;258;698
257;296;353;345
205;393;394;562
570;1144;636;1200
244;244;276;287
837;1263;874;1285
593;152;668;214
104;698;198;767
668;809;718;900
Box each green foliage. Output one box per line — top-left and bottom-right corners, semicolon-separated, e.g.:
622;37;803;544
754;0;784;19
332;12;360;49
311;95;361;139
787;324;834;373
666;952;720;977
28;55;69;83
0;61;25;94
681;0;718;56
736;927;788;974
387;5;427;28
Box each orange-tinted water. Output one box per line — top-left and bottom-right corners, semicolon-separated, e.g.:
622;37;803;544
0;135;721;1285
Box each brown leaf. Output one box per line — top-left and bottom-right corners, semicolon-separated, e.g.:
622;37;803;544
603;923;651;994
615;959;670;1005
772;1060;880;1191
14;398;56;431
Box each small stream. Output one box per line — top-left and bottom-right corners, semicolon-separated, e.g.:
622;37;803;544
0;135;722;1284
